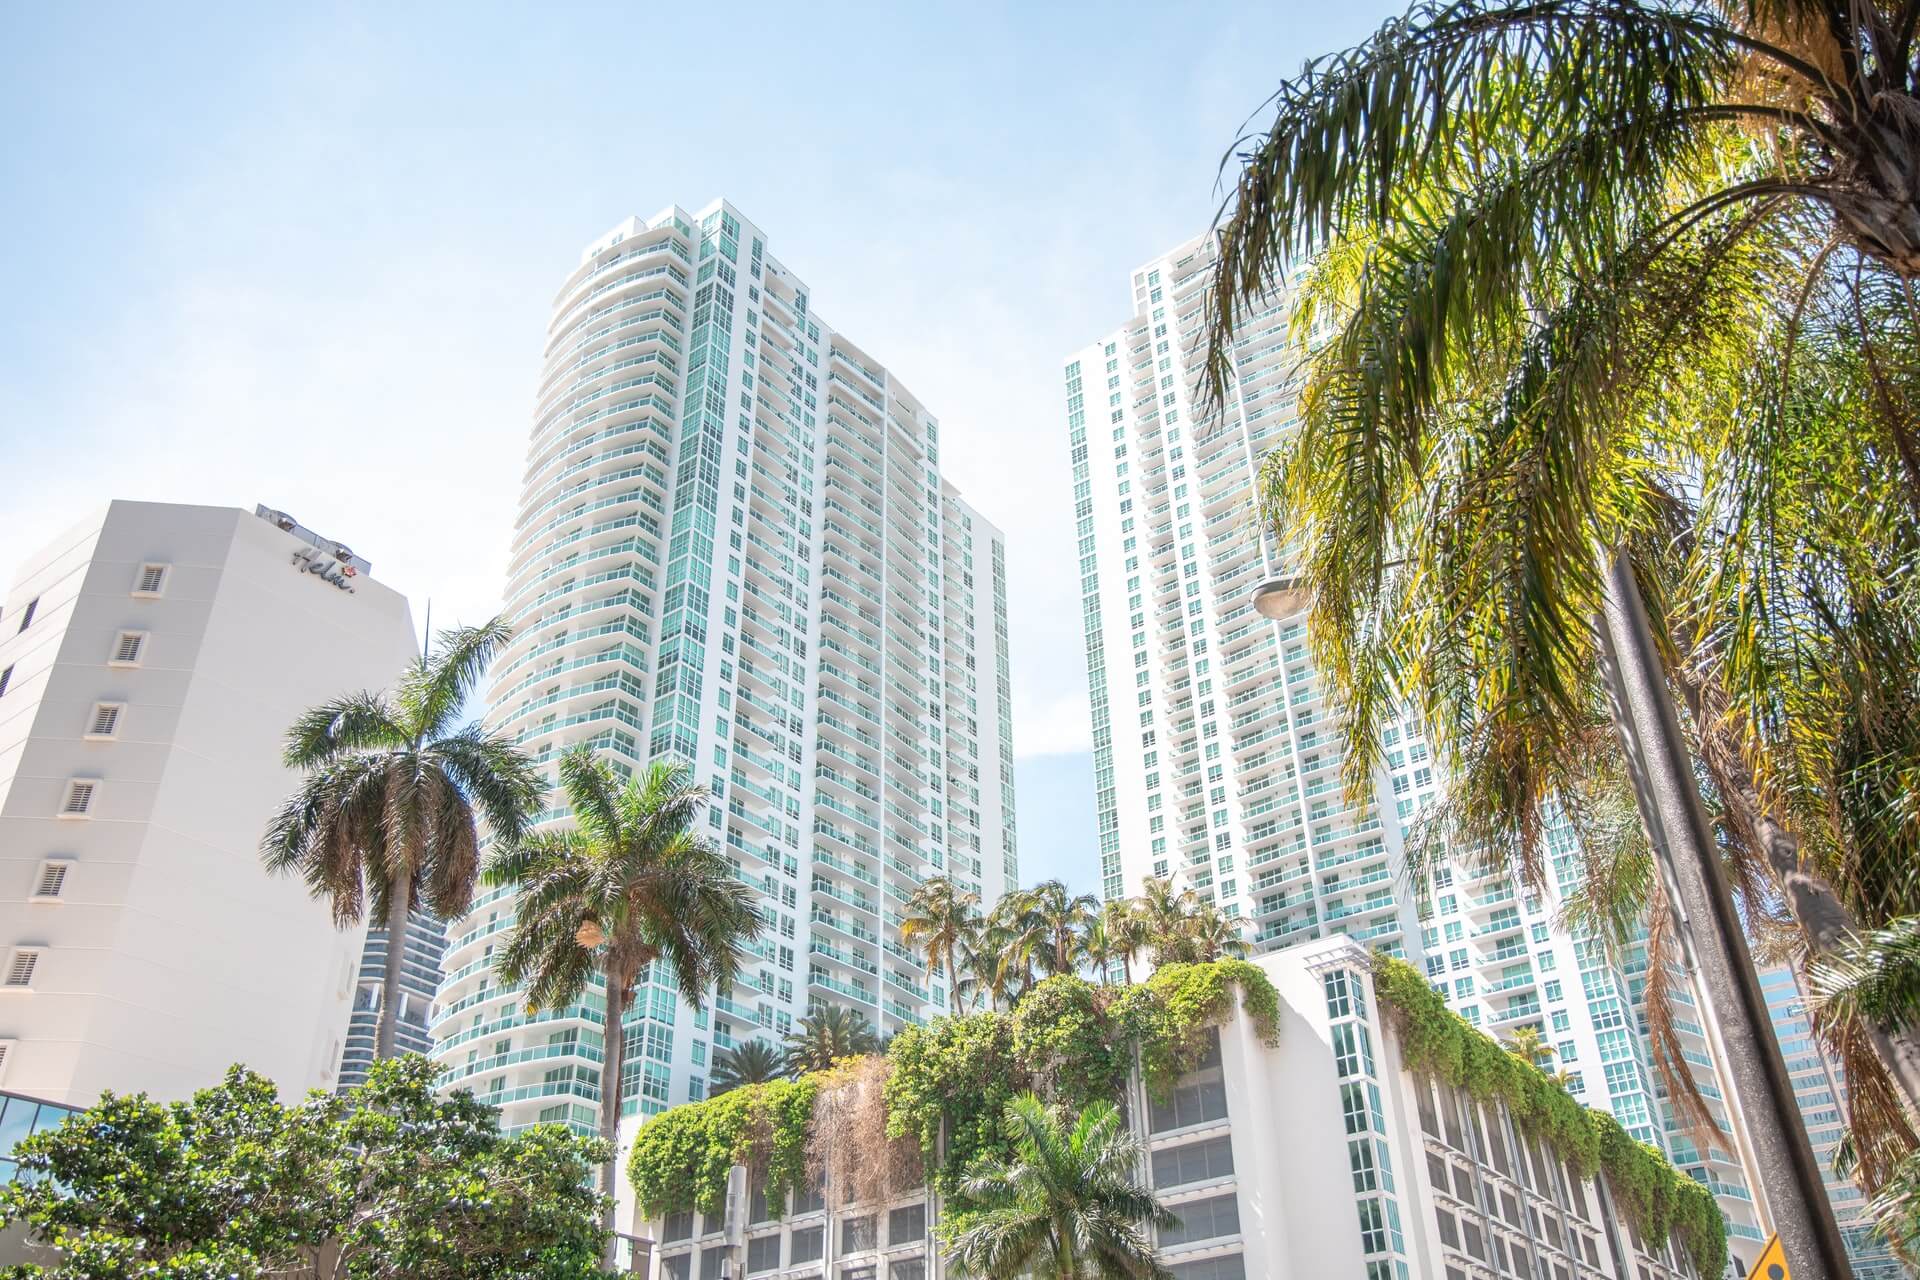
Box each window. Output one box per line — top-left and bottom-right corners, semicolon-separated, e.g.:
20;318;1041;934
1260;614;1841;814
110;632;146;666
0;665;11;698
842;1214;876;1252
32;861;70;901
745;1233;780;1273
15;599;37;633
60;781;97;817
789;1226;823;1262
133;564;169;597
888;1204;925;1244
662;1212;693;1242
86;703;123;739
889;1262;927;1280
5;949;40;989
1168;1257;1246;1280
1152;1135;1235;1187
1159;1193;1239;1246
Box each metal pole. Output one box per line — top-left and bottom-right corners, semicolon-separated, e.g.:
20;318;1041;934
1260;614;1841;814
1594;548;1851;1279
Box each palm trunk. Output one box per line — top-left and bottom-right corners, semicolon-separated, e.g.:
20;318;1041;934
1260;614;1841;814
1121;953;1133;986
375;872;412;1060
600;971;628;1273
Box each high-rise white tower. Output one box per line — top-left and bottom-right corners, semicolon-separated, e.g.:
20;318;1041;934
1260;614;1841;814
1064;232;1766;1267
432;202;1016;1153
0;500;418;1104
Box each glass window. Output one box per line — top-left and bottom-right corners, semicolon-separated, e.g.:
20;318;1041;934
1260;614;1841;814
1160;1194;1240;1246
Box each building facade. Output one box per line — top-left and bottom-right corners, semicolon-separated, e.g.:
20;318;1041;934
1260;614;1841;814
337;910;448;1088
1064;235;1763;1267
1759;964;1909;1278
0;500;418;1104
431;201;1015;1158
642;938;1722;1280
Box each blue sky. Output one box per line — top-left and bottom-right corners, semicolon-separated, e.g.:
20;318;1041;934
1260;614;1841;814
0;1;1402;896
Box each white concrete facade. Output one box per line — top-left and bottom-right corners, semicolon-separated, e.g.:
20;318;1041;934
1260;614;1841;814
0;500;418;1104
642;939;1718;1280
1064;234;1763;1270
431;201;1015;1156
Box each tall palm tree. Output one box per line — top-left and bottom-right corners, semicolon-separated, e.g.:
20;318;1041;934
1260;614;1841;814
1134;877;1199;967
1081;915;1117;985
1102;899;1153;986
901;877;981;1009
1204;0;1920;1154
710;1039;787;1094
949;1093;1174;1280
485;745;762;1268
1164;902;1250;966
1028;880;1100;977
783;1004;879;1074
990;889;1047;999
264;617;541;1059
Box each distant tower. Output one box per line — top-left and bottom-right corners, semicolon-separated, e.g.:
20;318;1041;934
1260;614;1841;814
431;202;1016;1174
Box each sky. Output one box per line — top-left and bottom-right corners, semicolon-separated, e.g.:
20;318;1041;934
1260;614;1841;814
0;1;1401;897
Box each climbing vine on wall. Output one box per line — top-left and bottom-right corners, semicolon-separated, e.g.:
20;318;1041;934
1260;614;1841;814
1371;954;1726;1278
628;960;1286;1213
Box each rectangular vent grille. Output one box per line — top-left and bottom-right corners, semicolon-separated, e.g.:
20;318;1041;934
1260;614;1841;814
7;952;39;988
61;783;94;815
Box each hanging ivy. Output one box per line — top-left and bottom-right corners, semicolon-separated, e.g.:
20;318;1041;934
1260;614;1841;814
629;961;1285;1213
627;1075;818;1217
1371;954;1727;1278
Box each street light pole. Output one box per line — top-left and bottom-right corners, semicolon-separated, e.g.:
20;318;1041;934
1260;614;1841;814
1594;549;1850;1280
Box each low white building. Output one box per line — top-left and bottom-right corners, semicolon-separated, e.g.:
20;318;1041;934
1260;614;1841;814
639;937;1722;1280
0;500;418;1103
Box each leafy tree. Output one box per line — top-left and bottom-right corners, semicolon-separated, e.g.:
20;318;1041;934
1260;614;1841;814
1203;0;1920;1149
486;746;761;1270
901;877;982;1010
1156;902;1249;966
710;1039;787;1094
0;1057;611;1280
1027;880;1100;977
263;617;541;1059
946;1093;1173;1280
784;1005;879;1074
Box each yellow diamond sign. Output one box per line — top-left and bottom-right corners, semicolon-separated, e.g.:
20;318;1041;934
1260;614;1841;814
1746;1234;1788;1280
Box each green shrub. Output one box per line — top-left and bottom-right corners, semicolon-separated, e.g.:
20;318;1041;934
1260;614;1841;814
626;1075;818;1217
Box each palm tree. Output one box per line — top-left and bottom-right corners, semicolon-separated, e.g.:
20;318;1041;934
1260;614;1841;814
1028;880;1100;977
485;745;762;1268
1204;0;1920;1131
901;877;981;1009
949;1093;1173;1280
783;1004;879;1074
1134;877;1200;967
710;1039;787;1094
1102;899;1152;986
1081;915;1117;985
264;617;541;1059
990;889;1047;999
1164;902;1249;966
1504;1027;1557;1071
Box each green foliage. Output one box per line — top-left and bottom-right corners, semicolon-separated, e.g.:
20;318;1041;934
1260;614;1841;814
628;961;1285;1218
1010;977;1125;1114
884;1010;1024;1193
942;1094;1173;1280
0;1056;612;1280
1114;960;1281;1099
1372;955;1725;1277
626;1076;818;1218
